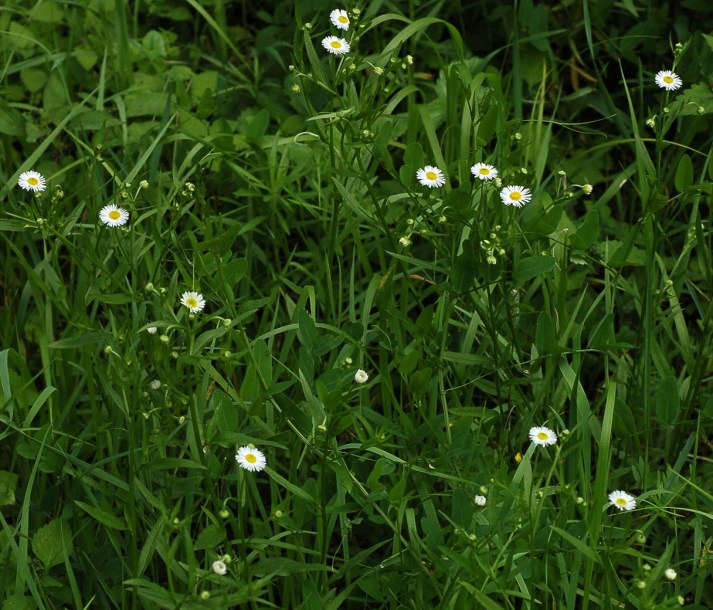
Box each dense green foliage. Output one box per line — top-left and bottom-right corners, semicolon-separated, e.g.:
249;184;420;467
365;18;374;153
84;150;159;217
1;0;713;608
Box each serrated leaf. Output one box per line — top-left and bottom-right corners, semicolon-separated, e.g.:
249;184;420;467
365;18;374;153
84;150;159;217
32;519;73;568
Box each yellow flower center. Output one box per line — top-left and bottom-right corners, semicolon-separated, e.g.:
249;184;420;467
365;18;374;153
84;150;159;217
330;40;342;48
510;191;522;200
245;453;257;463
479;168;490;175
615;498;627;506
109;210;121;220
338;15;348;23
663;75;673;84
28;177;39;185
537;432;549;440
186;297;197;308
426;171;437;180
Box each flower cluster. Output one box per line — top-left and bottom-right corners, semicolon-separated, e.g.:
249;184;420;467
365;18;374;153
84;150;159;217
415;163;532;208
322;7;351;55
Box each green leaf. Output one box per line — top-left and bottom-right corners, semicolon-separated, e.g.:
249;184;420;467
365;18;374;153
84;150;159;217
655;376;680;427
30;1;64;22
20;69;47;93
0;470;18;506
514;255;555;283
194;524;226;550
0;107;26;137
75;501;127;530
570;210;599;250
674;154;693;192
32;519;73;568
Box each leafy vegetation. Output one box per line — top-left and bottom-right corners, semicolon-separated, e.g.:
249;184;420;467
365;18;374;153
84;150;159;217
1;1;712;608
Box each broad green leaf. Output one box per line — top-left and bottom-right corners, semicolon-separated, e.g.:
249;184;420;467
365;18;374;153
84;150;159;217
0;471;18;506
515;255;555;283
675;154;693;192
32;519;73;568
655;376;680;427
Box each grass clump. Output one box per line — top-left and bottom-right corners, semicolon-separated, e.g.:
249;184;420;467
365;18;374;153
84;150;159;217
1;1;712;608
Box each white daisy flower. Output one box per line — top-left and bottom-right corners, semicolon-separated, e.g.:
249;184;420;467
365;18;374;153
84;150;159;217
235;446;267;472
417;165;446;188
470;163;498;181
474;495;487;506
149;379;161;390
529;426;558;446
608;490;636;512
354;369;369;384
212;560;227;575
330;9;350;30
99;204;130;227
322;36;350;55
17;170;46;192
180;291;205;313
654;70;682;91
500;185;532;208
664;568;677;581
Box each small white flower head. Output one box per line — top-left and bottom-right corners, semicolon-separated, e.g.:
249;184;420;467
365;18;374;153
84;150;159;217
149;379;161;390
582;184;593;195
146;326;158;335
330;9;350;30
99;204;130;227
500;185;532;208
212;560;227;575
354;369;369;384
664;568;677;581
18;170;46;192
399;236;411;247
322;36;350;55
529;426;558;447
608;490;636;512
417;165;446;188
471;163;498;181
235;446;267;472
180;291;205;313
474;495;487;507
655;70;682;91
